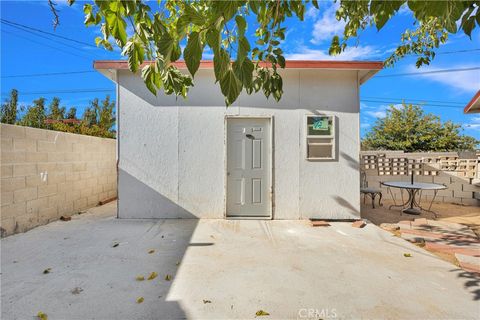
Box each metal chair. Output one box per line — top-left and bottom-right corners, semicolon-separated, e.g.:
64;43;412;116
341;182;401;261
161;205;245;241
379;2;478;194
360;171;383;208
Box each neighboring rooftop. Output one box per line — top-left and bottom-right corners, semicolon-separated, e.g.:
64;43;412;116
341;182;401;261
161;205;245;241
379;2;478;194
464;90;480;114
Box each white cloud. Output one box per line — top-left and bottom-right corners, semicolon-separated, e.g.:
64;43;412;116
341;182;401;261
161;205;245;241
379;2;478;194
310;3;345;44
360;122;371;129
285;45;382;60
406;64;480;94
361;103;404;119
306;6;320;20
464;116;480;131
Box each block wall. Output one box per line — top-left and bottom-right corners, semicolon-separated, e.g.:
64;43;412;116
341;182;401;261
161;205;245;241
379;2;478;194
361;151;480;206
1;124;117;237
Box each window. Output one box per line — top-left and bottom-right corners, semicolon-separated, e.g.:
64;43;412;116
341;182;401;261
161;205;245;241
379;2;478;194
305;115;335;160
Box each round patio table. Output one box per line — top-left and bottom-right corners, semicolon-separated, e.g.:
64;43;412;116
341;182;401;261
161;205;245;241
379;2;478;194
380;181;446;218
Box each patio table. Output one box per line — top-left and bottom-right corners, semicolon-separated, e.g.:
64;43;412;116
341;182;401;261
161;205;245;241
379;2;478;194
380;181;446;218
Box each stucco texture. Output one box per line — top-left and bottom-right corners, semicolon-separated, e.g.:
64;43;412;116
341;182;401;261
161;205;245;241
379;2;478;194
117;69;361;220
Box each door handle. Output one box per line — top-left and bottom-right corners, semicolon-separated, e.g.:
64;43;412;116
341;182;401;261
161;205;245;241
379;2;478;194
246;134;254;139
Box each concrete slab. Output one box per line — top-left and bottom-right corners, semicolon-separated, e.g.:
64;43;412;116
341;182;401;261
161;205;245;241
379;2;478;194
1;202;479;319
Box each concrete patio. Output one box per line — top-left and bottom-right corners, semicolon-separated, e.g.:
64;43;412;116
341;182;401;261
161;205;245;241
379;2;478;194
1;202;479;319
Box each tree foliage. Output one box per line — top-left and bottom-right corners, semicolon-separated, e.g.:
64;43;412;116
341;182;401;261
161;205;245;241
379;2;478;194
330;1;480;68
57;0;480;105
0;89;116;138
0;89;19;124
362;104;478;152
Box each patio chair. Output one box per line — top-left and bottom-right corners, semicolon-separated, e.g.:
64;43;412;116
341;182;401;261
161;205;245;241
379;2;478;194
360;171;383;208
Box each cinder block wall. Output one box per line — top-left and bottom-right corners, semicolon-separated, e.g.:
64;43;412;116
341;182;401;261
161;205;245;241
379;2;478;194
361;151;480;206
1;124;117;237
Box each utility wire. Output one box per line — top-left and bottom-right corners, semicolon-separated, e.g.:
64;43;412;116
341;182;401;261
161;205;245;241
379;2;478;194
375;67;480;78
361;99;463;109
0;18;97;48
1;89;114;96
1;21;93;53
362;96;465;106
2;71;96;78
1;29;93;61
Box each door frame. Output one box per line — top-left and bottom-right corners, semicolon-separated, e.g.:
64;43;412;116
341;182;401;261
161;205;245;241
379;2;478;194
224;115;274;220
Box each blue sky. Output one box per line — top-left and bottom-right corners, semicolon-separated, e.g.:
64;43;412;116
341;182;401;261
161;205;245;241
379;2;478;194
1;1;479;140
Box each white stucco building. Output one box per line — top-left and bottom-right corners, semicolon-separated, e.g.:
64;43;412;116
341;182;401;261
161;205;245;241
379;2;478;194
95;60;382;220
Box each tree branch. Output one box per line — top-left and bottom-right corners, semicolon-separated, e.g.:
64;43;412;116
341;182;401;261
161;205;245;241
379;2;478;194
48;0;60;30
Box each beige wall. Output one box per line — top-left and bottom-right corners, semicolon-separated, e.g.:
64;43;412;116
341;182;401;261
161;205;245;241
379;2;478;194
361;151;480;206
1;124;117;237
117;68;361;220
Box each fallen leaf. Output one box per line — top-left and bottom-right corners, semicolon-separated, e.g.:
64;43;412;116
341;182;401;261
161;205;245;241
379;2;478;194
176;262;180;266
148;249;155;254
147;272;158;280
404;253;412;257
37;311;48;320
136;275;145;281
136;297;144;304
60;216;71;221
164;274;172;281
255;310;270;316
112;243;119;248
43;268;51;274
203;299;212;304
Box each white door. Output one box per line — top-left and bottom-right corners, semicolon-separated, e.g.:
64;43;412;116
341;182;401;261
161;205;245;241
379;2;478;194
226;118;271;217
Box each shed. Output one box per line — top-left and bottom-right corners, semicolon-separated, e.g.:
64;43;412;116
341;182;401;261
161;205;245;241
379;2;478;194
95;60;383;220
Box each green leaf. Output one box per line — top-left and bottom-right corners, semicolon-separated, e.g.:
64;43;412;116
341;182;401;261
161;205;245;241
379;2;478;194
237;36;250;63
184;31;203;77
214;48;230;83
312;0;319;9
220;69;242;106
105;12;127;46
184;6;205;26
141;65;157;95
235;15;246;37
206;28;221;53
233;58;254;89
157;33;174;61
122;38;144;72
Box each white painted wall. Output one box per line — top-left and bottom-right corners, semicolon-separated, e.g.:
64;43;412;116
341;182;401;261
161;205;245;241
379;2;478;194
117;68;361;220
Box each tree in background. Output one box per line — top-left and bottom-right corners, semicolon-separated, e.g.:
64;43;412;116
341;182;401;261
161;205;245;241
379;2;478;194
78;96;116;138
0;89;19;124
0;90;116;139
49;1;480;105
362;104;478;152
48;97;66;120
18;97;47;129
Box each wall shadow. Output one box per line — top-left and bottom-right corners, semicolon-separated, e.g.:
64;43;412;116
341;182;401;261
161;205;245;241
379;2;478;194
333;195;360;216
116;169;201;318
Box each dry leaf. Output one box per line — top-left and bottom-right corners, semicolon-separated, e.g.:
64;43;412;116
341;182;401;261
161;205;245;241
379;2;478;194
203;299;212;304
164;274;172;281
136;297;144;304
175;262;180;266
255;310;270;316
148;249;155;254
60;216;71;221
404;253;412;257
37;311;48;320
43;268;51;274
136;275;145;281
147;272;158;280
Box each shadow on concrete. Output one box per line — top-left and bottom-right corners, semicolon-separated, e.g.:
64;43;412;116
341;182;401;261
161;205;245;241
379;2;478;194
450;268;480;301
115;169;200;319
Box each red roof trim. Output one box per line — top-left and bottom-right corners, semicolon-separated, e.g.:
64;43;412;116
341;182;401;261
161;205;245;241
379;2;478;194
94;60;384;71
464;90;480;113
